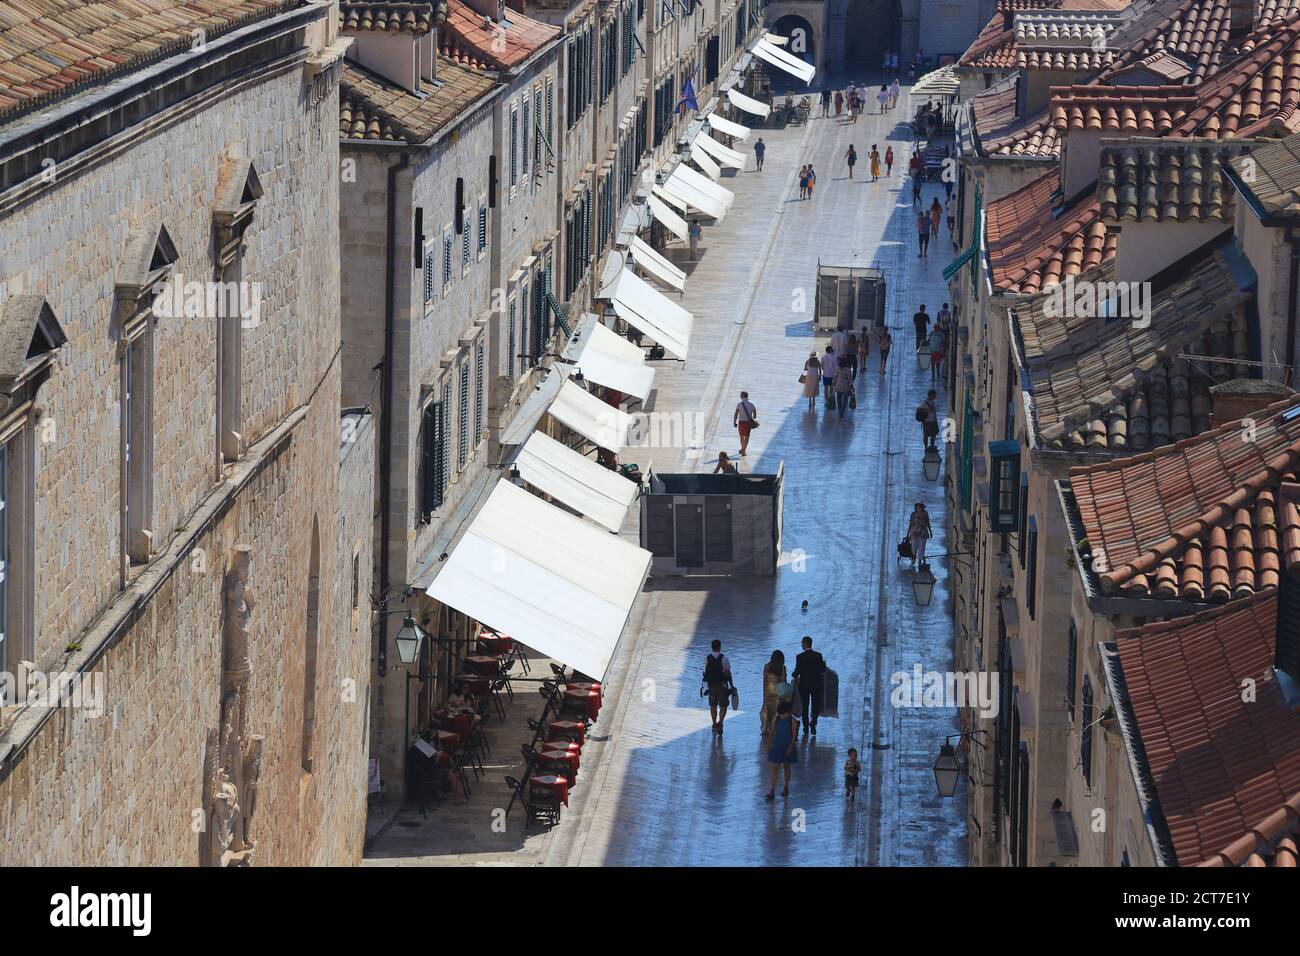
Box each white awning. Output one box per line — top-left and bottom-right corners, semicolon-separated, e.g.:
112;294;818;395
516;431;639;533
665;164;735;219
426;480;651;681
707;112;750;140
656;174;725;220
694;131;746;169
629;236;686;292
549;379;631;450
652;184;690;214
499;362;575;445
727;87;771;118
562;314;656;400
911;65;960;98
647;194;690;242
753;39;816;84
689;140;723;179
601;265;693;359
762;32;788;45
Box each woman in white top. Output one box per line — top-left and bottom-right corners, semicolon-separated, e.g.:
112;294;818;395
802;351;822;410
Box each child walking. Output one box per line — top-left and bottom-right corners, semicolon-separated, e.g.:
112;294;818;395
845;748;862;800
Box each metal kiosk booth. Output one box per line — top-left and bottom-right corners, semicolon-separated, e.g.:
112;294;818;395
814;261;886;332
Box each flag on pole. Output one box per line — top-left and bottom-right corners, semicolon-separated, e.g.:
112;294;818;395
677;72;698;115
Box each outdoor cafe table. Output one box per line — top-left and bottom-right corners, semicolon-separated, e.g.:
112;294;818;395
440;710;473;737
432;730;461;754
541;748;580;778
529;774;570;807
564;686;602;721
464;654;501;676
458;674;491;696
477;631;514;655
547;719;585;745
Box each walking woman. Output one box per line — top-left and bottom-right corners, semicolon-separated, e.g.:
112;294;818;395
765;701;798;800
930;197;942;237
761;651;788;740
806;165;817;200
858;328;870;375
908;502;933;567
802;350;822;410
845;144;857;180
876;84;890;114
844;333;860;377
879;328;892;374
884;145;894;177
869;145;881;182
798;164;810;200
834;89;844;117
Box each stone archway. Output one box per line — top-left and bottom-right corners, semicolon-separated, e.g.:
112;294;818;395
766;3;828;79
771;13;817;69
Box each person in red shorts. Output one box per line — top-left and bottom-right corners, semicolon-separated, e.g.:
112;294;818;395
734;391;758;458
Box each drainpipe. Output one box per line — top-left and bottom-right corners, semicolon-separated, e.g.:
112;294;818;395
1286;227;1299;387
378;150;411;676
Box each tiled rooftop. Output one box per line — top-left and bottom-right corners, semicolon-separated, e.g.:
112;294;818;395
1050;84;1197;132
1109;589;1300;866
1227;131;1300;221
439;0;558;71
1070;394;1300;601
1098;137;1250;222
0;0;299;121
339;0;442;34
1016;250;1250;451
1105;49;1194;83
985;170;1116;294
1169;13;1300;139
959;3;1126;70
1098;0;1234;84
339;58;496;142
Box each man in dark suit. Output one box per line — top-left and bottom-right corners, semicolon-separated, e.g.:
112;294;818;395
793;636;827;736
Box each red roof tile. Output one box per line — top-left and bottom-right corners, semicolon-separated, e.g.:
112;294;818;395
0;0;300;121
1071;394;1300;600
985;169;1116;293
1098;0;1235;84
339;0;444;34
1111;589;1300;866
439;0;558;71
1098;137;1250;222
339;57;496;142
1050;84;1198;132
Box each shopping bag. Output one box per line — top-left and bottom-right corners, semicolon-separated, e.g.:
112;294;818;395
849;390;857;410
790;677;803;718
821;668;840;718
730;688;740;710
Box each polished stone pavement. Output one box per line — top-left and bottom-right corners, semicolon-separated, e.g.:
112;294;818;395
545;96;968;867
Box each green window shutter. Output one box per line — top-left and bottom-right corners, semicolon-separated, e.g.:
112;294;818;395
439;383;451;496
478;203;487;252
442;232;452;287
1066;620;1078;720
458;359;470;469
419;400;441;520
423;249;434;303
1026;517;1039;619
534;88;543;167
1080;676;1094;787
474;341;484;444
462;214;471;269
522;100;530;174
989;440;1020;532
507;300;517;379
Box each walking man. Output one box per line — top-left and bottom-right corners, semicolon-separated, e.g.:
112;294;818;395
702;640;735;736
920;389;939;449
845;143;857;180
912;303;929;346
821;87;832;117
916;209;930;257
793;637;827;737
912;170;923;207
821;344;838;405
754;136;766;172
734;391;758;457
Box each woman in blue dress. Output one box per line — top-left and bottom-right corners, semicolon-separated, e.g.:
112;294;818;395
765;700;798;800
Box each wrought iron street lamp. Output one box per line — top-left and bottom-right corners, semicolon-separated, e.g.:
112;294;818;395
933;742;961;797
922;446;941;481
916;340;932;371
912;561;937;606
394;616;427;664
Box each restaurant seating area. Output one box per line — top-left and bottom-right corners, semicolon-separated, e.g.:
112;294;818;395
504;663;604;829
407;628;533;811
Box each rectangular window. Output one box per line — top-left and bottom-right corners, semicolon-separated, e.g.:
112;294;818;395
442;226;453;294
507;296;517;380
477;199;488;256
522;99;530;177
533;87;543;169
1017;472;1029;567
546;78;554;146
458;358;470;470
462;212;471;274
424;246;435;303
1026;516;1039;619
122;329;153;565
989;440;1020;532
1080;675;1094;787
510;104;519;189
418;395;448;521
217;260;243;463
1066;620;1078;720
474;340;484;446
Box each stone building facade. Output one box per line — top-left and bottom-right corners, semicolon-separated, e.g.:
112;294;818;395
0;1;373;865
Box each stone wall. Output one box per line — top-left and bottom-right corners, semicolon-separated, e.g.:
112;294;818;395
0;41;368;865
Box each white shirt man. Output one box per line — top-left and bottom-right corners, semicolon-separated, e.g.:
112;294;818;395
831;327;849;356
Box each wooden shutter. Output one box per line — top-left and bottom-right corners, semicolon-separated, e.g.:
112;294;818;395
1066;620;1078;719
1081;676;1094;787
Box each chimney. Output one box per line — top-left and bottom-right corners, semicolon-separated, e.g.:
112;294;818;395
1209;378;1296;428
1229;0;1254;35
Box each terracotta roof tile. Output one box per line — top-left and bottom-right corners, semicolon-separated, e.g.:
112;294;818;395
1016;250;1251;451
1099;0;1235;84
1071;393;1300;600
1227;131;1300;221
439;0;558;71
1171;13;1300;139
1098;137;1251;222
339;57;496;142
1110;590;1300;866
985;169;1117;293
339;0;443;34
1050;84;1198;132
0;0;300;121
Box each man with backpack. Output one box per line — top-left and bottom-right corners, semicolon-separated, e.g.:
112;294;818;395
703;640;735;736
919;389;939;449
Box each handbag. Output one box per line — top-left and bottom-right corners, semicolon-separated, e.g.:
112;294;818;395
849;389;857;409
730;688;740;710
798;372;807;384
